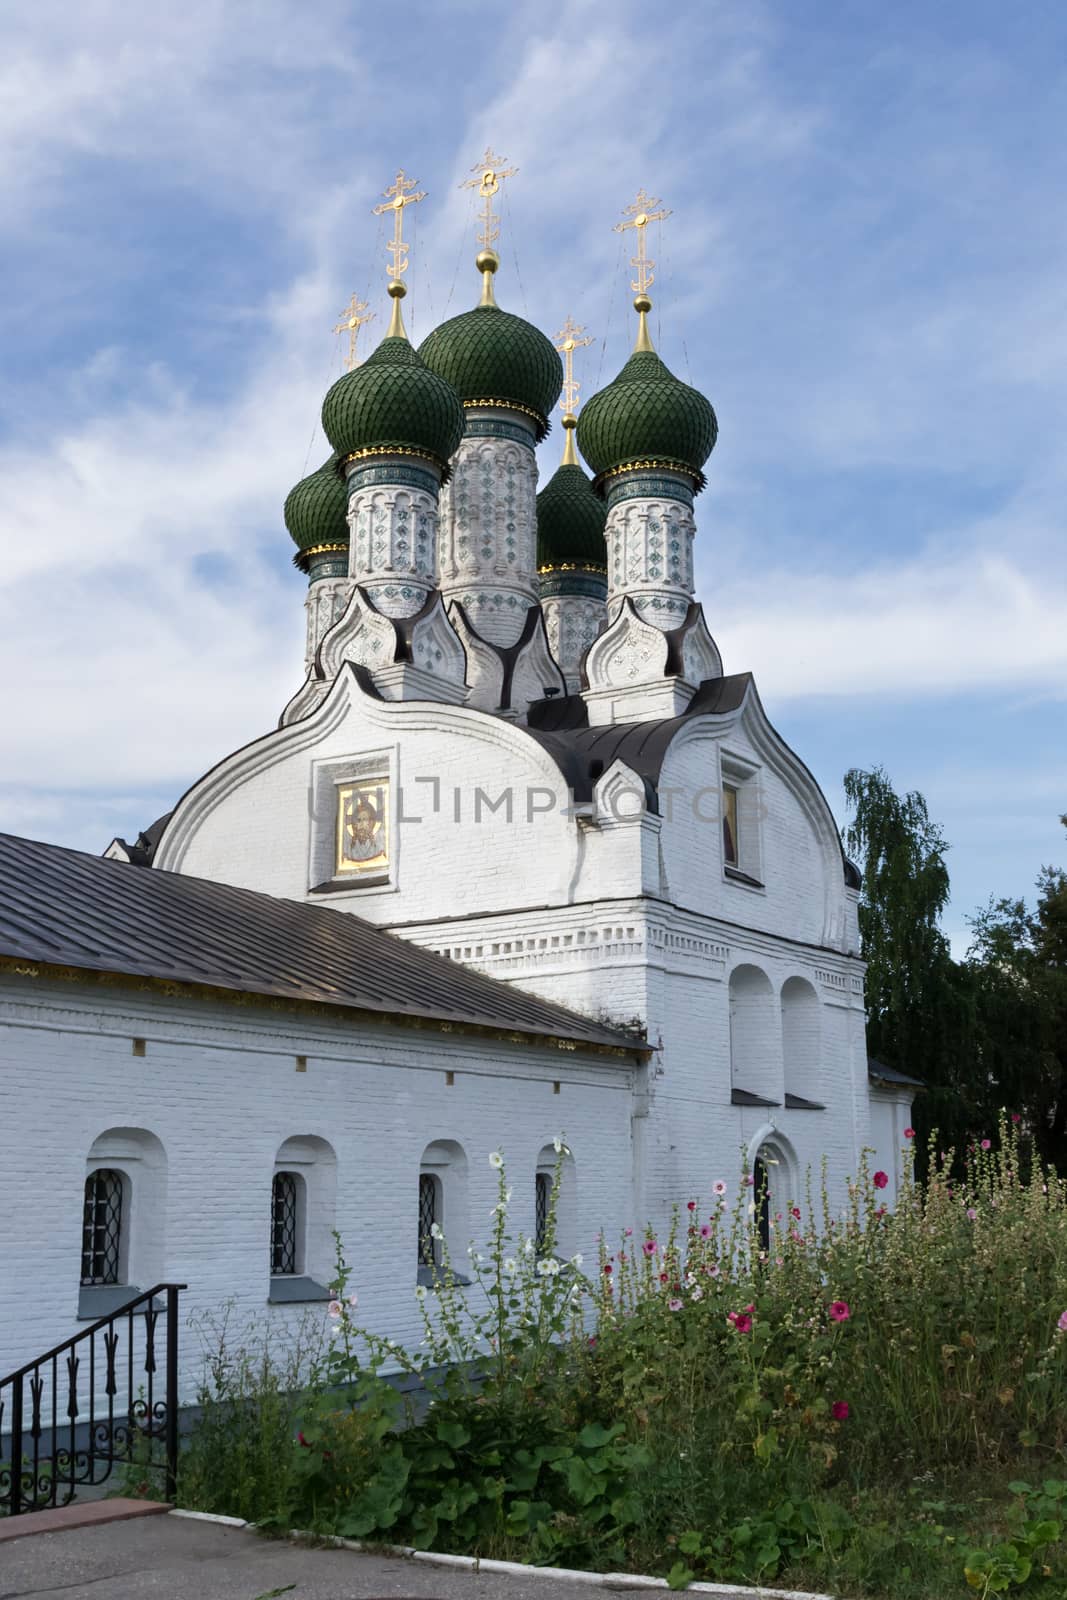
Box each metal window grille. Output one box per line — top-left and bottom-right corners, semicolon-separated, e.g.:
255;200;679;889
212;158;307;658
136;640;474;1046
81;1168;123;1286
535;1171;551;1255
418;1173;438;1266
271;1171;299;1275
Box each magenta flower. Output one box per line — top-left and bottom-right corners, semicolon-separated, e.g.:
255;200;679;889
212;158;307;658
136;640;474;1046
981;1138;992;1151
603;1263;613;1275
966;1207;977;1221
687;1200;697;1211
700;1223;712;1239
743;1174;754;1187
668;1297;683;1312
831;1401;850;1421
1011;1113;1021;1124
729;1311;753;1333
829;1300;851;1323
904;1127;915;1139
873;1170;889;1190
643;1239;657;1257
1057;1310;1067;1334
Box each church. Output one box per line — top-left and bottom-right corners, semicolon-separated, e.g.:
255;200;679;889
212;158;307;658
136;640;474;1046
0;162;915;1404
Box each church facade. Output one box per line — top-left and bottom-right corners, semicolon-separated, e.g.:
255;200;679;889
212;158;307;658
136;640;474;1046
0;171;914;1400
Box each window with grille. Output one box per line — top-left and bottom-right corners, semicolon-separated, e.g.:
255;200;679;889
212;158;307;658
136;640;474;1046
418;1173;439;1266
81;1168;123;1286
534;1171;551;1255
271;1171;300;1275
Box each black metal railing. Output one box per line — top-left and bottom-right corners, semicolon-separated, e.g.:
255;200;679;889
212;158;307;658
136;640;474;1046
0;1283;185;1518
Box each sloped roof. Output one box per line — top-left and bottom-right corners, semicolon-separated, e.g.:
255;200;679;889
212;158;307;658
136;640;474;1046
0;832;646;1056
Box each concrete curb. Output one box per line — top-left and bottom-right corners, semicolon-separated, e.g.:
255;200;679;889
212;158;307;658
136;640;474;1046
166;1509;835;1599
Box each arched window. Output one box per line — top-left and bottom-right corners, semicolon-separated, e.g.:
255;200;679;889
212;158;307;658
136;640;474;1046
534;1143;577;1258
269;1136;336;1302
417;1140;469;1282
79;1128;167;1318
747;1130;799;1256
729;964;781;1105
81;1169;124;1286
270;1171;303;1276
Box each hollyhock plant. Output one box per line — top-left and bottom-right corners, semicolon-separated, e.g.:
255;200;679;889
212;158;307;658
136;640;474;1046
873;1170;889;1189
713;1180;728;1196
643;1239;658;1257
728;1311;753;1333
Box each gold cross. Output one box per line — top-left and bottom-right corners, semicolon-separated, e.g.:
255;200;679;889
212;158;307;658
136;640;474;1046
460;147;518;251
332;295;375;370
553;317;594;417
614;189;672;297
372;170;427;283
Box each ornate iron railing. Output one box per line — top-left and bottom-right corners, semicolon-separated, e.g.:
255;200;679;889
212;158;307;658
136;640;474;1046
0;1283;185;1518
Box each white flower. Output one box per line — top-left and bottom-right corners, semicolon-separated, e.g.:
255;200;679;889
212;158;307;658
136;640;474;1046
690;1287;703;1302
347;1292;359;1308
571;1252;584;1268
430;1222;443;1240
537;1257;560;1276
523;1238;535;1255
553;1135;570;1155
327;1299;343;1318
712;1180;727;1197
504;1257;518;1275
329;1320;343;1337
489;1151;504;1169
415;1285;427;1301
505;1187;513;1203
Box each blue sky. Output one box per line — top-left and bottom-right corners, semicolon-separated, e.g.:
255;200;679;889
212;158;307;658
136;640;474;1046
1;0;1064;951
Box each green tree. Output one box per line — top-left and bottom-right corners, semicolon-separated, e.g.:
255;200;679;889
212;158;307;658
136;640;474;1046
843;767;977;1162
967;817;1067;1169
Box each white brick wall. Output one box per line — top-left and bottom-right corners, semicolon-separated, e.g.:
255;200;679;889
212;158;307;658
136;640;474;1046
0;975;634;1403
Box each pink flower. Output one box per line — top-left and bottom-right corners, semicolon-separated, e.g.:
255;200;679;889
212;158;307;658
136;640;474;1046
873;1171;889;1190
297;1430;311;1448
831;1401;850;1421
791;1205;801;1219
327;1300;343;1318
347;1292;359;1308
966;1207;977;1221
904;1127;915;1139
829;1300;851;1323
1057;1310;1067;1334
729;1312;753;1334
981;1138;992;1151
874;1207;886;1221
625;1227;633;1236
713;1180;727;1196
700;1224;712;1239
743;1175;754;1187
643;1239;657;1257
668;1297;683;1312
1011;1113;1021;1124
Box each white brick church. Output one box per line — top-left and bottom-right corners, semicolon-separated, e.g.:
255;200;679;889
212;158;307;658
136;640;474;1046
0;176;915;1400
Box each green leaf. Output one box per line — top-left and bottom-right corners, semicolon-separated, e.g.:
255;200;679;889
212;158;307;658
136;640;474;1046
435;1419;471;1448
666;1562;695;1590
578;1421;622;1449
677;1531;704;1555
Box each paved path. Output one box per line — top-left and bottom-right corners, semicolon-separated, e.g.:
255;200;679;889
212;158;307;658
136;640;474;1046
0;1511;790;1600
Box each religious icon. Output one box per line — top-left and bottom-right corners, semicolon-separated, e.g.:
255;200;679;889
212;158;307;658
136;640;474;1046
335;781;389;875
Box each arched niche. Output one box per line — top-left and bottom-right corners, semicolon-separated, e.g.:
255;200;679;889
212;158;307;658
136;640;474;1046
780;976;822;1103
729;964;781;1104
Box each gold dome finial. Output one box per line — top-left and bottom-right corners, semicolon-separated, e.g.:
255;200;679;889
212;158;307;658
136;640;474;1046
461;146;517;295
332;295;375;370
554;316;594;464
372;169;427;339
615;189;671;352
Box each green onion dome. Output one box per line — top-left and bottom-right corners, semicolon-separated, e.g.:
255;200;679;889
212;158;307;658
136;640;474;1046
417;258;563;441
576;345;718;490
284;454;348;562
536;455;607;570
321;329;465;470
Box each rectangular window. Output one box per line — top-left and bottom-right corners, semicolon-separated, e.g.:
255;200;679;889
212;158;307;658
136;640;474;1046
81;1169;123;1286
335;780;389;877
418;1173;438;1267
534;1171;551;1255
271;1171;299;1276
722;784;739;867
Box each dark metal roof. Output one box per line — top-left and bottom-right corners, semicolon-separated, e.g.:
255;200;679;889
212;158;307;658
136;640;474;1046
525;675;754;810
0;832;647;1055
867;1057;924;1088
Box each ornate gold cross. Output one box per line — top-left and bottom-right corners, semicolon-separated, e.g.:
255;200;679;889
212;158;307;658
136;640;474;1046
554;317;594;417
614;189;672;298
460;147;518;251
372;170;427;284
332;295;375;370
